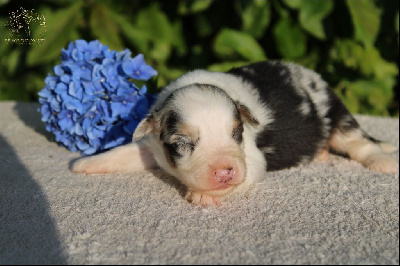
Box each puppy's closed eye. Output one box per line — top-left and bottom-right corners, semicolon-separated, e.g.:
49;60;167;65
163;134;198;168
168;134;197;153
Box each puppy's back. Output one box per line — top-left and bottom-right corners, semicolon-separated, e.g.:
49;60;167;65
228;61;341;170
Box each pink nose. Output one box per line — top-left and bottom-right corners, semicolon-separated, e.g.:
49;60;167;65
215;167;235;183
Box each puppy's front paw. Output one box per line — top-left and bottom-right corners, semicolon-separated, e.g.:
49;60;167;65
71;158;88;173
185;191;222;206
71;157;101;174
364;154;398;174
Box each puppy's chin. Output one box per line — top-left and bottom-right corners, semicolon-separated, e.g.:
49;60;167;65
190;183;239;197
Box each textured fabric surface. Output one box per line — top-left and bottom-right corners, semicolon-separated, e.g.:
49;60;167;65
0;101;399;264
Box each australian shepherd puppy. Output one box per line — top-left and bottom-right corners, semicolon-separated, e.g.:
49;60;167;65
72;61;398;206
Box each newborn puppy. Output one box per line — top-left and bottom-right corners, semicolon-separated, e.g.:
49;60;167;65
72;61;398;206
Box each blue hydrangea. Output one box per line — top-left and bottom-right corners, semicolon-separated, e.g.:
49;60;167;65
38;40;158;155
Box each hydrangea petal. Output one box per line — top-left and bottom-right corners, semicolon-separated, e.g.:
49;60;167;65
54;65;64;76
75;122;83;136
82;147;96;155
75;39;88;52
60;74;71;84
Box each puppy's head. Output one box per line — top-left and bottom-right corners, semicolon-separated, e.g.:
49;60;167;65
133;84;259;197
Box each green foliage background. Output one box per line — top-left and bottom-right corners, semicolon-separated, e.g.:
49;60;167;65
1;0;399;116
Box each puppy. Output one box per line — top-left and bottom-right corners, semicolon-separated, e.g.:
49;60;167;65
72;61;398;206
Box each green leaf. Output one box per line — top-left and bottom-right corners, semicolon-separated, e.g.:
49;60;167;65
113;3;185;61
27;72;46;96
108;9;149;53
343;79;375;98
7;49;21;76
171;20;187;56
292;50;319;70
27;2;82;66
342;78;393;115
358;46;398;79
346;0;381;47
90;2;123;51
154;64;186;88
282;0;302;9
241;0;271;39
331;39;398;79
136;3;173;43
150;42;171;62
0;0;9;7
134;3;173;61
214;28;266;61
273;17;306;59
178;0;213;15
368;88;390;115
338;87;360;114
330;39;364;69
298;0;333;40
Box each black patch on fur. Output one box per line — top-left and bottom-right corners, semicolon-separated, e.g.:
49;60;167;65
163;142;182;167
228;61;326;171
323;88;363;152
323;89;381;153
160;110;199;167
310;81;317;91
325;89;359;132
194;83;222;92
232;122;244;144
160;111;180;141
159;111;183;167
361;131;380;144
165;111;179;130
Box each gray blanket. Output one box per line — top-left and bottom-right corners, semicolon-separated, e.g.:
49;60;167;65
1;101;398;264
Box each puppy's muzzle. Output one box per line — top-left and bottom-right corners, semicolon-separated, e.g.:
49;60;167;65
207;155;244;190
214;167;235;183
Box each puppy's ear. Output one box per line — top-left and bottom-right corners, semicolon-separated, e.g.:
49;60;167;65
235;102;259;127
133;113;157;141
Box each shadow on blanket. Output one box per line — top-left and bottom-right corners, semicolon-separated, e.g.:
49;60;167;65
0;134;67;264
